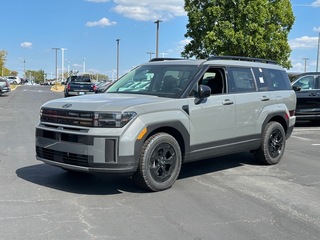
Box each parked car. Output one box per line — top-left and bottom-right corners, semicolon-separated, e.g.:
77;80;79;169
95;80;113;93
292;72;320;123
36;56;296;191
0;78;11;95
5;76;21;84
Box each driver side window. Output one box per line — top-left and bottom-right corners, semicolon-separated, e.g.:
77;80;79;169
293;76;315;90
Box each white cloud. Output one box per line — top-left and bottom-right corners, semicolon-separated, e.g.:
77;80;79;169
20;42;32;48
289;36;319;49
112;0;186;21
312;0;320;7
313;27;320;32
86;0;109;2
85;17;117;27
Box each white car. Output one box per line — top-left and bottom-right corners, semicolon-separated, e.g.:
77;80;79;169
5;76;21;84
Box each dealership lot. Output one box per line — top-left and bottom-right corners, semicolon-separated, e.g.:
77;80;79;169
1;86;320;240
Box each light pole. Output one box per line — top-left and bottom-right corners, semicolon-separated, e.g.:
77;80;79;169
316;32;320;72
147;52;154;60
52;48;60;81
154;20;162;58
83;58;86;74
116;39;120;80
302;58;309;72
61;48;67;81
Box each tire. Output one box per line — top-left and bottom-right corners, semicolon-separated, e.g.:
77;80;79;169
133;133;182;191
254;121;286;165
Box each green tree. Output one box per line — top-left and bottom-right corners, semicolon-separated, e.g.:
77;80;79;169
25;69;45;84
0;50;8;77
182;0;295;69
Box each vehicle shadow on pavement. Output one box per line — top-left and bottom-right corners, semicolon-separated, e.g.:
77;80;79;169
16;152;257;194
16;164;141;195
179;152;257;180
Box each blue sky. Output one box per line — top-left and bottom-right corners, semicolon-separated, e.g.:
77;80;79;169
1;0;320;79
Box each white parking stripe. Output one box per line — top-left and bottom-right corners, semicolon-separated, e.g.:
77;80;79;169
292;136;311;141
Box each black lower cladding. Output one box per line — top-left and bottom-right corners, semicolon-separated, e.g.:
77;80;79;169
36;146;92;167
36;129;94;145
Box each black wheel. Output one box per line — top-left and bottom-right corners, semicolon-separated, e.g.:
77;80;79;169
133;133;182;191
254;121;286;165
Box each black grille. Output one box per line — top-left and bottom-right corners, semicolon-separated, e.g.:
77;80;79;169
36;147;92;167
41;108;95;127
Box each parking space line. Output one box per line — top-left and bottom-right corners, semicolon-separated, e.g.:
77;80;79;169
292;136;311;141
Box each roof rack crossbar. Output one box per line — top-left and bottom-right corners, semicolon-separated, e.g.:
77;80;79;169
208;56;278;64
149;57;186;62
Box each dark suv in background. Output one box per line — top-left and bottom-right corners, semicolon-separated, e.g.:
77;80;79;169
292;72;320;123
64;75;96;97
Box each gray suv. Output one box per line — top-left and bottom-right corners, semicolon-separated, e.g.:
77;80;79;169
36;56;296;191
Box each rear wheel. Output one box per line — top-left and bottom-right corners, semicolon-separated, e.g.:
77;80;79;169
254;121;286;165
133;133;182;191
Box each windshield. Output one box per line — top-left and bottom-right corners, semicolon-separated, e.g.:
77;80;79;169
106;64;199;98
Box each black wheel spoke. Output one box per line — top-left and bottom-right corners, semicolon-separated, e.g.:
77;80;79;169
149;143;176;183
268;129;283;158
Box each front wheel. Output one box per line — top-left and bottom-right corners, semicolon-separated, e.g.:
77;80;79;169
254;121;286;165
133;133;182;191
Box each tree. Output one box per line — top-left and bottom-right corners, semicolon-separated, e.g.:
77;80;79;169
182;0;295;69
0;50;8;77
25;69;45;84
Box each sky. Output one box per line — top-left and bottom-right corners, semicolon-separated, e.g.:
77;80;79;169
1;0;320;80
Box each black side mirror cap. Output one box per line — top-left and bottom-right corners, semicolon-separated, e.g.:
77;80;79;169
292;85;301;91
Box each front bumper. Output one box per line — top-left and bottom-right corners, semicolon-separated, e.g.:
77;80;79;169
35;125;138;174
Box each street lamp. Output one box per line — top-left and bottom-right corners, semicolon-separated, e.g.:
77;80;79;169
316;32;320;72
147;52;154;60
302;58;309;72
154;20;162;58
83;58;86;74
61;48;67;81
116;39;120;80
52;48;60;81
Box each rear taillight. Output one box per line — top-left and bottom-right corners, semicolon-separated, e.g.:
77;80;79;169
67;83;71;90
93;84;97;91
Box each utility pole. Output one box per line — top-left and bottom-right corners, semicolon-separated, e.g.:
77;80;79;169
316;32;320;72
147;52;154;60
154;20;162;58
83;58;86;74
61;48;67;82
52;48;60;81
116;39;120;80
302;58;309;73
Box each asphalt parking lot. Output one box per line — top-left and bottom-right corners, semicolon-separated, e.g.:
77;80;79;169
1;85;320;240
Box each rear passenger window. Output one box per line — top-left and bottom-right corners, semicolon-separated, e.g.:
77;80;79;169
266;69;291;90
228;67;256;93
253;68;271;91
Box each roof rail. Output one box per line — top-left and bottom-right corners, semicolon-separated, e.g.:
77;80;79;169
149;57;185;62
208;56;278;64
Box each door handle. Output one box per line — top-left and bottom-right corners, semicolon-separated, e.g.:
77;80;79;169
261;96;270;101
222;99;234;105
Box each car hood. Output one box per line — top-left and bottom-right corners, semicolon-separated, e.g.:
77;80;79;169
42;93;176;113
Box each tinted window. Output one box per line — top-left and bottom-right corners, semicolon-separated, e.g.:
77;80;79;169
266;69;291;91
292;75;315;90
252;68;271;91
227;67;256;93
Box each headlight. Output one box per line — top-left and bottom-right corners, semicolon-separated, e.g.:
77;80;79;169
94;112;137;128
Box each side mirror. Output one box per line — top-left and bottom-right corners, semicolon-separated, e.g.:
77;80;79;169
292;85;301;91
195;85;211;104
